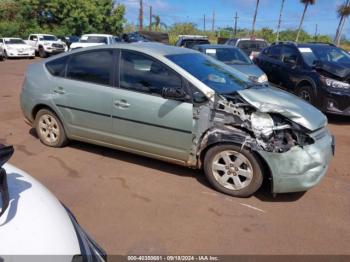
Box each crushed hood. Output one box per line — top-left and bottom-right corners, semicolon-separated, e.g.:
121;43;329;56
315;61;350;80
237;86;327;131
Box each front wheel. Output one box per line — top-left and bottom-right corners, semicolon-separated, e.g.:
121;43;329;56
204;144;263;197
297;86;315;104
35;109;68;147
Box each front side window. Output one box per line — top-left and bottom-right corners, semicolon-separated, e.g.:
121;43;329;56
120;51;182;95
167;53;251;95
281;46;299;63
268;45;282;60
67;50;113;85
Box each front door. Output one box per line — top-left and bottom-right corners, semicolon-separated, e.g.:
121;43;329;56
111;50;194;162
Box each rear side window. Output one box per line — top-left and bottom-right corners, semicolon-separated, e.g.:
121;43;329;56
46;56;69;77
66;50;114;85
120;50;182;95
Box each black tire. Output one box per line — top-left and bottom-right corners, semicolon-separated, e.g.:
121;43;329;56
35;109;68;147
3;50;8;60
297;85;315;104
38;47;47;58
204;144;263;197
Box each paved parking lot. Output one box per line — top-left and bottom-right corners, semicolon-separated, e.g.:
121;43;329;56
1;58;350;255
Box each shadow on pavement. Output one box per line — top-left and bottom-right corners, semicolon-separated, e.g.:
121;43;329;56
327;114;350;125
29;128;306;202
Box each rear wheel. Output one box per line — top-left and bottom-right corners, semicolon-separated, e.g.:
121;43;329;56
204;144;263;197
3;50;8;60
297;85;315;104
35;109;68;147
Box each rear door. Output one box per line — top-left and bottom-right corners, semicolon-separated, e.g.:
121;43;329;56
259;45;282;85
49;49;116;142
111;50;194;161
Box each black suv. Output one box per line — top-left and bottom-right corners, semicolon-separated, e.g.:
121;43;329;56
254;42;350;116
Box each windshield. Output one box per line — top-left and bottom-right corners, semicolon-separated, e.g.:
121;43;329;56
204;48;252;65
183;39;210;49
5;39;26;45
80;36;108;44
167;53;252;94
40;35;57;41
299;45;350;66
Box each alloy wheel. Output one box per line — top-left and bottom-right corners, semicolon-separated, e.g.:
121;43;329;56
38;114;60;144
211;150;253;191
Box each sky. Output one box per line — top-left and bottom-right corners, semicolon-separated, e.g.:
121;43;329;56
117;0;348;38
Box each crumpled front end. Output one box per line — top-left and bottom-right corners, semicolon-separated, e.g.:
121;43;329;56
193;87;335;194
259;128;334;193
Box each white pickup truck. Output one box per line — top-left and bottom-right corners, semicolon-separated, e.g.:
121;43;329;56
25;34;68;58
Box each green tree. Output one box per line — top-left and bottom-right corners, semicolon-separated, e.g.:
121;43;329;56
296;0;316;42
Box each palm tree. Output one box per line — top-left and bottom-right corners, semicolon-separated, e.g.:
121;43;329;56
295;0;316;42
151;15;167;31
251;0;260;37
276;0;286;42
335;0;350;46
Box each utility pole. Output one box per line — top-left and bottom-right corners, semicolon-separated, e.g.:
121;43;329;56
149;5;152;32
314;24;318;41
139;0;143;32
276;0;285;42
212;11;215;32
204;14;206;32
252;0;260;37
234;12;238;38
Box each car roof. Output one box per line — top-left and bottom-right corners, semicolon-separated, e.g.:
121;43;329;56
178;35;208;40
65;42;198;56
228;38;267;42
81;34;113;37
196;44;239;49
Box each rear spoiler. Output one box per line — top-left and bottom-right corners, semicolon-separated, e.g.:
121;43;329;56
0;145;14;217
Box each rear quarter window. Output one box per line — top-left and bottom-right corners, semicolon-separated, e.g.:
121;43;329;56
46;56;69;77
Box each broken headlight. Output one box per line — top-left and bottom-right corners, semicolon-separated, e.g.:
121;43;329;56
321;77;350;90
250;112;275;139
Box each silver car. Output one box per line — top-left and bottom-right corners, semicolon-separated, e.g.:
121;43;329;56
20;43;334;197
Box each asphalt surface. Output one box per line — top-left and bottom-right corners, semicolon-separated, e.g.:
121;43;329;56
1;58;350;255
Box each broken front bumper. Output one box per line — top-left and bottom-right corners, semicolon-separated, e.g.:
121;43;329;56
259;128;334;194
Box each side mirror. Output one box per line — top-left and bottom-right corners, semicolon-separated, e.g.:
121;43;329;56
162;87;187;101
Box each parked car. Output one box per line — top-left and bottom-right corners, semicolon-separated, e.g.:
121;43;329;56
0;38;35;59
226;38;269;60
122;32;150;43
175;35;210;49
25;34;67;58
58;35;80;48
70;34;115;50
193;44;268;83
254;42;350;116
0;144;106;261
20;43;334;197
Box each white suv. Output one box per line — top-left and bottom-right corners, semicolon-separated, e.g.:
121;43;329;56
70;34;116;50
25;34;68;58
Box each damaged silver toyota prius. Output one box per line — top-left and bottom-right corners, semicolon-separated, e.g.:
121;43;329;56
20;43;335;197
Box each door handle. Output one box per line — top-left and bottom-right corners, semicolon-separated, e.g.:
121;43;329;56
53;87;65;95
114;99;130;108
